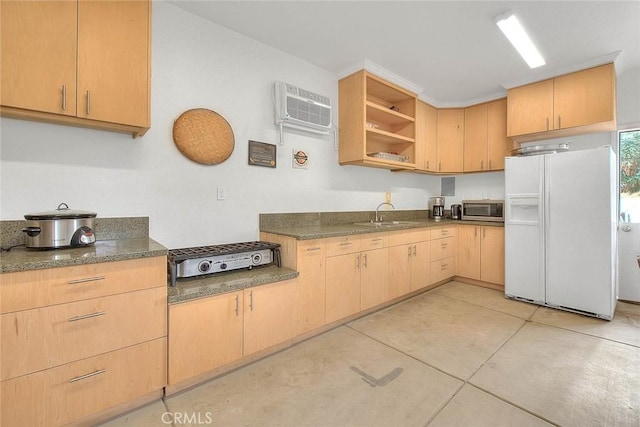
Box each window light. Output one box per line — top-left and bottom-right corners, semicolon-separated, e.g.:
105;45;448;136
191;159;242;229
496;10;546;69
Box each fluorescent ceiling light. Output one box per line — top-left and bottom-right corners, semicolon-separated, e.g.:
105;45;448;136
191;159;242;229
496;10;545;69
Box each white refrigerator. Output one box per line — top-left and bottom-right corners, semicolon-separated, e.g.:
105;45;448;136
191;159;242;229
504;146;617;320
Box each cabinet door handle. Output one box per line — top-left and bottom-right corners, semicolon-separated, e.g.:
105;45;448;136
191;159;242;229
442;230;448;235
439;162;442;171
408;246;412;258
441;264;448;270
68;311;105;322
413;245;417;256
546;117;549;131
372;238;383;242
483;228;486;239
339;242;352;246
489;159;492;169
363;253;367;268
558;116;561;129
235;295;239;316
86;90;91;115
249;291;254;311
426;160;429;169
442;242;448;249
356;254;360;268
61;85;66;111
481;160;484;170
69;369;106;383
68;276;105;285
305;247;321;252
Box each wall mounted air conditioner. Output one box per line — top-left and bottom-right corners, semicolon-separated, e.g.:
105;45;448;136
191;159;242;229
274;81;332;135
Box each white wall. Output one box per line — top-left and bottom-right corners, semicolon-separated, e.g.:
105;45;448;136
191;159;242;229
2;2;637;249
0;1;442;248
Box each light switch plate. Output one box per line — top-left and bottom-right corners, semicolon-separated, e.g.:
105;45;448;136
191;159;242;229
217;187;227;200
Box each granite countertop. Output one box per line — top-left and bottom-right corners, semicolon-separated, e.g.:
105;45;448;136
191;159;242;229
0;238;167;273
168;264;299;304
261;218;503;240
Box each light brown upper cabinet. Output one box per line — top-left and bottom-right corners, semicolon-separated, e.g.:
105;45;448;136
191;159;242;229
415;101;438;172
464;99;510;172
507;63;616;142
436;109;464;173
339;70;417;170
0;0;151;137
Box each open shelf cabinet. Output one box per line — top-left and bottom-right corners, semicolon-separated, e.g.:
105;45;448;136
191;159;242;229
339;70;417;170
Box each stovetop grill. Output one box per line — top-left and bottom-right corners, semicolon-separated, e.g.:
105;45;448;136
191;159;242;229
168;241;280;262
167;241;281;286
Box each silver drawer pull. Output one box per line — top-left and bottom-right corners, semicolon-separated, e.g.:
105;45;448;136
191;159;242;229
339;242;352;246
68;276;105;285
69;369;106;383
68;311;105;322
372;238;383;242
306;247;321;252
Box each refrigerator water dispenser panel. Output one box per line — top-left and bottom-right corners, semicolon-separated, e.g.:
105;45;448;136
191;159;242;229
507;195;540;225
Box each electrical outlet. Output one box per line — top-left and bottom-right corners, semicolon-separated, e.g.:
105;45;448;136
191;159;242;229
385;191;391;203
217;187;227;200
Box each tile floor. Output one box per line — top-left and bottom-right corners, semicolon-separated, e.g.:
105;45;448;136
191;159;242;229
101;281;640;427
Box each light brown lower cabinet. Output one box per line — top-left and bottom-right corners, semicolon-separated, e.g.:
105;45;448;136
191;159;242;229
325;254;361;323
168;279;297;386
260;233;327;336
325;233;389;322
0;256;167;427
360;246;389;310
430;226;457;283
388;229;431;298
243;280;297;356
294;239;326;334
457;225;505;285
168;291;244;385
1;337;166;427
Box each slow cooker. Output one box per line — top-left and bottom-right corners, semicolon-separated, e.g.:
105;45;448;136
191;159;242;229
22;203;97;249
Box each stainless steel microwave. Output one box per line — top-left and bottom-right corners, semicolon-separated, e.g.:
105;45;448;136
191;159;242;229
461;200;504;222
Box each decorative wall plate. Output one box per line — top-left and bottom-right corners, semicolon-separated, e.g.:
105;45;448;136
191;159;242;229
173;108;234;164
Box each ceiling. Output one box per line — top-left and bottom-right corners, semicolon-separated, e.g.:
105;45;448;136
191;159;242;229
167;1;640;107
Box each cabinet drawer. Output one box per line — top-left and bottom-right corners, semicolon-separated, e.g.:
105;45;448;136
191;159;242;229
0;256;166;313
430;237;456;261
297;239;325;257
1;338;166;427
431;257;456;283
360;233;387;250
387;229;429;246
1;286;166;381
325;235;361;257
430;226;456;240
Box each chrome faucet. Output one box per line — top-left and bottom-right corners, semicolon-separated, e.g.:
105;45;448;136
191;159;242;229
375;202;395;222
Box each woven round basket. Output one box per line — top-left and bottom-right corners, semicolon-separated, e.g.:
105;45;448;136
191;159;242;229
172;108;235;165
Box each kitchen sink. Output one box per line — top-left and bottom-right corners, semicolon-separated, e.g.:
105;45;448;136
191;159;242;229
352;221;421;228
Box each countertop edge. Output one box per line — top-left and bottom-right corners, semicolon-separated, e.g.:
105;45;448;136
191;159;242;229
168;265;299;304
0;238;168;274
260;219;503;240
